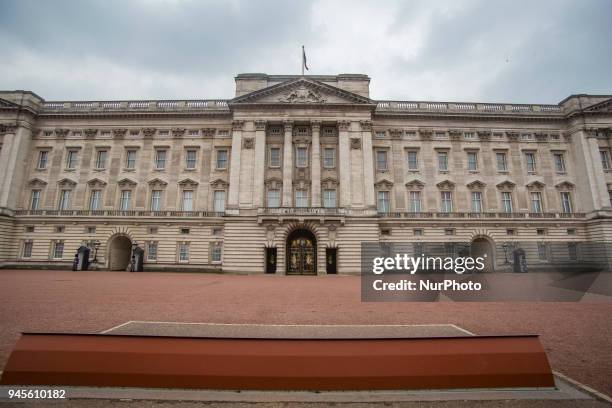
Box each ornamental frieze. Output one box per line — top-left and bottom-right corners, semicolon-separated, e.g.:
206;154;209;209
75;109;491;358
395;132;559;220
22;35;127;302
242;137;254;149
350;138;362;149
278;86;326;103
172;128;186;137
142;128;156;138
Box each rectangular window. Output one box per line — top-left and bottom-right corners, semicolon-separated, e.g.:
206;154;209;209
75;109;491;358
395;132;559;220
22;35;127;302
95;150;107;169
531;192;543;213
89;190;101;210
216;149;228;169
269;147;281;167
211;242;222;263
119;190;131;210
147;242;158;261
409;191;421;212
295;190;308;207
376;150;388;171
525;152;536;172
30;190;41;210
601;150;610;170
471;191;483;212
496;152;508;171
213;190;225;212
554;153;566;173
501;192;513;213
441;191;453;213
437;152;448;171
323;148;335;168
323;189;337;208
560;192;572;213
66;150;78;169
150;190;162;211
22;241;33;258
377;191;390;213
296;147;308;167
37;151;48;169
53;241;64;259
182;190;194;211
155;150;166;169
185;150;197;169
467;152;478;171
407;151;418;170
267;189;281;208
59;190;71;210
179;242;190;262
538;242;548;260
125;150;136;169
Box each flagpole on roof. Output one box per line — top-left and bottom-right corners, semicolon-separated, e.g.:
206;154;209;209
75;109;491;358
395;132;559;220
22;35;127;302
301;45;304;76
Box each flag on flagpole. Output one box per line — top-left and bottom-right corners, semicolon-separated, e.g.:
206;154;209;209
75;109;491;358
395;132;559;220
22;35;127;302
302;45;309;75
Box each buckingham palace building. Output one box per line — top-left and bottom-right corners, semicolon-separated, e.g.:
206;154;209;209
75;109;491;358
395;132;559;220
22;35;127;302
1;73;612;274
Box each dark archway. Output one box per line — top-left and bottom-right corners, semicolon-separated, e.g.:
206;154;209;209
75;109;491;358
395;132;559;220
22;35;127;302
108;235;132;271
471;237;495;272
286;229;317;275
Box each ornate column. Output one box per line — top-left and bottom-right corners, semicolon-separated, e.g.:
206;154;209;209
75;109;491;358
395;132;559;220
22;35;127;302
227;120;244;209
0;123;32;210
338;120;352;208
282;120;293;207
311;120;322;207
253;120;267;208
360;120;376;208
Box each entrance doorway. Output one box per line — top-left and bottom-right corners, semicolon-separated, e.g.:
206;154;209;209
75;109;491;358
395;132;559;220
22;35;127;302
108;235;132;271
265;247;277;274
326;248;337;274
471;237;494;272
286;229;317;275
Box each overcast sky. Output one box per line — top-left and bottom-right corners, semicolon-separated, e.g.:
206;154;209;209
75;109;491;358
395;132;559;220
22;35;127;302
1;0;611;103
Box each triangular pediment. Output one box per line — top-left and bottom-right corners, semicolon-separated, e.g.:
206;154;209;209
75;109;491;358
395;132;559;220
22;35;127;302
466;180;486;190
0;98;19;109
230;78;373;106
584;97;612;113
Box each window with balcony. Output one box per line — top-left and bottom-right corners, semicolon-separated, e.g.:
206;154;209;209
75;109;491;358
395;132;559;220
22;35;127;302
471;191;483;212
323;189;337;208
30;190;41;210
89;190;101;210
295;189;308;207
409;191;421;212
267;189;281;208
531;192;543;213
560;192;573;213
182;190;194;211
149;190;162;211
441;191;453;213
58;190;71;210
213;190;226;212
501;192;513;213
377;191;390;213
119;190;131;210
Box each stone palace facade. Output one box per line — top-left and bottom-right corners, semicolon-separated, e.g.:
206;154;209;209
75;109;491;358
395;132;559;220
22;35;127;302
1;73;612;274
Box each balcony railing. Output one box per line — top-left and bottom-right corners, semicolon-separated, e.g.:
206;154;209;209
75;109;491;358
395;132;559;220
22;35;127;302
15;210;225;217
376;211;585;219
41;100;230;113
376;101;563;115
258;207;347;216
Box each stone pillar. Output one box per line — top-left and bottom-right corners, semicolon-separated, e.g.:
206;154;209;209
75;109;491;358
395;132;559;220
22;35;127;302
282;121;294;206
253;120;267;207
227;120;244;208
567;129;608;212
360;121;376;208
0;123;33;210
311;120;321;207
338;120;352;207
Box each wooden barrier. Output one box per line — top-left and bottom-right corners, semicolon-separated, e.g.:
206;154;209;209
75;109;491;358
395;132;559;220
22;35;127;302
0;333;555;390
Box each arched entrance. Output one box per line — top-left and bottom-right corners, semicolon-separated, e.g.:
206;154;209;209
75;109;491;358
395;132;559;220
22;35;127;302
471;237;495;272
108;235;132;271
286;229;317;275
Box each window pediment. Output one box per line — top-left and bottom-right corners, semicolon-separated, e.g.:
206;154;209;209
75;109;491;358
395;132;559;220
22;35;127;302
436;180;455;190
375;179;394;189
555;181;575;190
87;178;107;188
117;178;137;188
466;180;486;190
321;177;338;189
178;178;199;187
526;181;545;191
496;180;516;191
57;178;77;187
28;178;48;187
265;177;283;189
405;179;425;190
148;178;168;188
210;178;229;189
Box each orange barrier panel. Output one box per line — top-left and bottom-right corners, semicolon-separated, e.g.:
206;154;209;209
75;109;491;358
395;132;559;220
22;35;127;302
0;333;554;390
